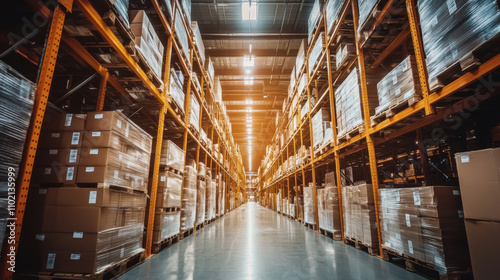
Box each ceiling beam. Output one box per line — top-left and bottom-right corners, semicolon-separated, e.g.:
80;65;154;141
215;69;290;76
202;33;307;40
206;49;297;57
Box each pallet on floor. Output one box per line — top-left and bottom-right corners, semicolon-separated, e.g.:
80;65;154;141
319;228;342;241
19;250;145;280
152;234;180;254
304;222;315;230
344;236;378;256
382;248;472;280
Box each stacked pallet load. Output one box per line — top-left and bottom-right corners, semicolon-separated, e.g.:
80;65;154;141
335;69;366;141
129;10;164;80
372;56;422;123
317;172;342;239
308;33;324;75
190;95;201;133
170;69;186;113
379;186;469;275
196;163;206;226
153;140;185;243
295;40;306;73
308;0;321;43
23;111;151;274
277;191;282;213
113;0;130;26
0;61;34;252
357;0;378;32
418;0;500;89
191;21;205;65
335;42;355;70
181;161;198;232
325;0;346;34
312;107;332;150
342;183;379;254
175;8;190;64
205;174;216;221
456;148;500;279
304;183;316;226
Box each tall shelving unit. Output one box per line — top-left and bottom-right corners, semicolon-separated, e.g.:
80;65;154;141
257;0;499;260
0;0;246;278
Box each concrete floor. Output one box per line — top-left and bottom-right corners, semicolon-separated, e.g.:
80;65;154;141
119;202;425;280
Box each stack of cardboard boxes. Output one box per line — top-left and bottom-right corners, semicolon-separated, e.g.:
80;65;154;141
181;162;198;231
456;148;500;279
317;172;342;239
196;163;206;226
379;186;469;273
22;111;151;274
304;184;316;225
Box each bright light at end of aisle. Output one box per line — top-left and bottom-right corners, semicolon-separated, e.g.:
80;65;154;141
243;55;255;67
242;1;258;21
245;98;253;105
244;76;254;85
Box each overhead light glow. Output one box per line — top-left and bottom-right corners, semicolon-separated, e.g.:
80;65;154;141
246;107;252;113
246;124;252;128
249;43;252;53
245;98;253;105
245;69;251;75
242;1;258;21
243;55;255;67
263;95;268;98
244;76;254;85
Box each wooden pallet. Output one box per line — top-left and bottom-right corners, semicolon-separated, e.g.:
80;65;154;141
370;95;422;126
75;183;146;194
344;237;379;256
314;141;334;156
169;98;186;119
101;3;135;44
304;222;315;230
159;166;184;176
337;124;365;144
159;207;181;213
382;248;472;280
196;222;204;230
19;250;146;280
152;234;180;254
127;44;163;89
319;228;342;241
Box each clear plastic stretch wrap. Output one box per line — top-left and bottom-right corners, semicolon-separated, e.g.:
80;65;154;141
335;68;363;139
357;0;378;31
312;108;331;148
206;57;214;85
190;95;200;132
196;179;206;225
335;43;355;69
157;171;183;208
160;140;186;171
375;56;421;115
379;186;469;272
191;21;205;65
175;10;190;60
114;0;130;26
170;70;185;112
308;0;321;42
0;61;34;252
205;179;216;220
295;40;306;73
181;165;197;231
129;10;164;79
317;172;342;237
198;162;206;177
326;0;346;34
153;210;180;242
289;66;296;97
181;0;191;20
277;191;282;213
304;184;316;225
200;129;208;144
290;203;296;218
418;0;500;85
308;33;324;75
297;74;307;97
342;184;378;247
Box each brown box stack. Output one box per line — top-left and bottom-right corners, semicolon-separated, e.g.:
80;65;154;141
317;172;342;239
379;186;469;273
456;148;500;279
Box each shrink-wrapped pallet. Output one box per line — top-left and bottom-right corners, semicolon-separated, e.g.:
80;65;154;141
308;0;321;43
304;184;316;225
343;184;378;249
335;69;363;139
175;9;190;61
190;95;200;133
308;33;324;75
181;165;198;231
191;21;205;65
326;0;347;34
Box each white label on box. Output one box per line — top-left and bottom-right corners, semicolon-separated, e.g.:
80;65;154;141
44;168;52;175
35;234;45;241
46;253;56;269
71;132;80;145
408;240;414;254
114;170;119;179
73;232;83;239
92;131;101;137
116;119;122;129
66;167;74;181
392;75;398;85
453;190;460;196
405;214;411;227
90;149;99;155
65;114;73;126
460;154;469;163
161;176;166;182
39;189;47;195
49;149;58;155
413;191;421;205
69;150;78;163
447;0;457;14
120;248;125;258
86;167;94;172
95;113;103;119
458;210;464;218
89;191;97;204
51;132;61;138
395;190;400;202
70;254;80;260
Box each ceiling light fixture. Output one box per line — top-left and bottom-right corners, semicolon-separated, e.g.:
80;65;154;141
246;107;252;113
242;1;258;21
243;55;255;67
244;76;254;85
249;43;252;53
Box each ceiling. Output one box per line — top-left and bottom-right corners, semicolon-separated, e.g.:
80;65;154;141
191;0;315;174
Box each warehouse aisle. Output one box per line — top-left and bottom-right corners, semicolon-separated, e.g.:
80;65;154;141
118;203;424;280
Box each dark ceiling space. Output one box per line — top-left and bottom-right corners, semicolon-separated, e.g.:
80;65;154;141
191;0;315;174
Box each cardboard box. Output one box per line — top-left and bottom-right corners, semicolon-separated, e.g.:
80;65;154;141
33;165;77;185
85;111;126;134
456;148;500;221
82;130;123;150
80;147;121;167
40;188;145;208
76;165;123;186
40;250;99;273
43;113;86;131
465;219;500;280
39;131;83;149
35;232;104;253
41;206;120;232
399;186;461;206
36;148;81;166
